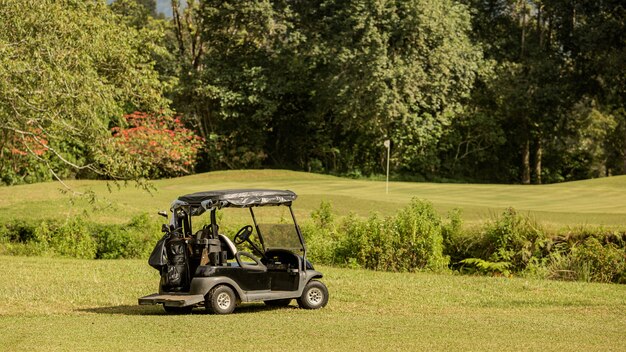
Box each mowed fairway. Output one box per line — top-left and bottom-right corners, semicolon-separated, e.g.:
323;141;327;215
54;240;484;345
0;256;625;351
0;169;626;227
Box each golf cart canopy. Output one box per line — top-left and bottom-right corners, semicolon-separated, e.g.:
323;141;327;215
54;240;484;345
171;189;297;213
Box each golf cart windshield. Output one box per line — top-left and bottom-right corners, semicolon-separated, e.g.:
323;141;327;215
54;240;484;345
257;223;303;251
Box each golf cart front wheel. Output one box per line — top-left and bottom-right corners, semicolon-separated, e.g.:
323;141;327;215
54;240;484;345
205;285;237;314
297;280;328;309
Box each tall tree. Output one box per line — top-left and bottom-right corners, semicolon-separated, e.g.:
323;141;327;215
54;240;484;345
0;0;166;185
462;0;625;183
297;0;484;175
183;0;483;174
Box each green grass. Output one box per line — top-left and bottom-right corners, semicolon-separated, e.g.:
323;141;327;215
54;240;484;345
1;255;625;351
2;171;624;350
1;169;626;227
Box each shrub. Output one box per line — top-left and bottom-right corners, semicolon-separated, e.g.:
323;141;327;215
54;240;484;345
49;218;98;259
459;258;512;276
548;237;626;283
310;200;334;229
454;209;547;274
392;199;449;271
3;202;626;285
108;111;204;179
300;222;341;265
0;213;161;260
442;209;464;250
300;201;339;264
483;208;546;270
330;199;449;272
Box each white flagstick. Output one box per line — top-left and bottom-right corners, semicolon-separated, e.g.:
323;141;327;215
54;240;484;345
384;139;390;195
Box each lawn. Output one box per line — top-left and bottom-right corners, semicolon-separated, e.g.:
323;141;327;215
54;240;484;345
1;169;625;227
0;255;625;351
2;172;625;350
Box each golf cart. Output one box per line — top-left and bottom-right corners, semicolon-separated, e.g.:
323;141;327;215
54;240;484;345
138;189;328;314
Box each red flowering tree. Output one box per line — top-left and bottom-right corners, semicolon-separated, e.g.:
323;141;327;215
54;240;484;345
109;112;203;179
0;128;51;184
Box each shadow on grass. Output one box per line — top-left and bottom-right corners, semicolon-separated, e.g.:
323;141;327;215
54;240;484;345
78;303;297;316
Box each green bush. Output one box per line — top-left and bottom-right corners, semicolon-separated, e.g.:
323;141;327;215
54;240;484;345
301;223;339;265
310;200;335;229
459;258;512;276
3;202;626;285
451;209;548;275
49;218;98;259
393;199;449;271
302;200;342;264
548;237;626;283
483;208;546;270
336;212;387;270
303;199;450;272
0;213;161;259
327;199;450;272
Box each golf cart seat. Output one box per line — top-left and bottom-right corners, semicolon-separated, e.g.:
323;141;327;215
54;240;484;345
218;234;240;267
218;234;237;259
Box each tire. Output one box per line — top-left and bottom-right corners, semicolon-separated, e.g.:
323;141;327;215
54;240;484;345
163;305;193;315
264;299;292;307
205;285;237;314
297;280;328;310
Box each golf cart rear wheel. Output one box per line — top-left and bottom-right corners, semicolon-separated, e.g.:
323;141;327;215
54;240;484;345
205;285;236;314
264;299;292;307
297;280;328;309
163;305;193;315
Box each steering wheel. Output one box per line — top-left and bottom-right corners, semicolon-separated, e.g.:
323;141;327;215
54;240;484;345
234;225;254;245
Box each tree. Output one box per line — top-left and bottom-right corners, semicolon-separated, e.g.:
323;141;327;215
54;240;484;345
107;112;203;178
110;0;159;28
461;0;625;184
0;0;166;185
180;0;483;175
191;0;299;169
298;0;484;175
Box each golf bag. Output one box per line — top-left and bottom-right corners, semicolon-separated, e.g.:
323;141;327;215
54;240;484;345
149;226;190;292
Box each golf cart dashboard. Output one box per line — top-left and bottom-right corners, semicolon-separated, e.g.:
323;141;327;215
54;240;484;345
263;249;300;270
264;260;292;271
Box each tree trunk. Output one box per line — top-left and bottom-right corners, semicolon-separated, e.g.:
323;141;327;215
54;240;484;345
534;138;542;184
171;1;186;59
520;0;527;59
537;4;543;48
522;137;531;184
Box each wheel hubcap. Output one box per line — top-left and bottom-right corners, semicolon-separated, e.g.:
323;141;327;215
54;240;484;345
216;292;231;310
307;287;323;305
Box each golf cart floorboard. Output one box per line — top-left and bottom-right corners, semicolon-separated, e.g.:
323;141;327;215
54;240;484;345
139;293;205;307
243;290;300;302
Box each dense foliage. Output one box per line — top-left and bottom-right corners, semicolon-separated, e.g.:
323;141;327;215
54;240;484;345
173;0;483;174
0;214;160;259
2;201;624;284
302;201;626;283
108;112;203;178
0;0;166;185
0;0;624;184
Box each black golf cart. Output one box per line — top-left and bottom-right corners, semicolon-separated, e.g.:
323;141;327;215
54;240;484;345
138;189;328;314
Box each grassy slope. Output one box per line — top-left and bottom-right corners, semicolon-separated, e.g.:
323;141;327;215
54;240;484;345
0;256;625;351
0;169;625;227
